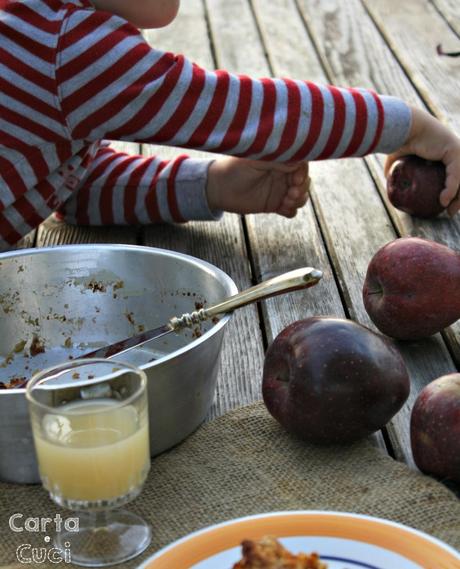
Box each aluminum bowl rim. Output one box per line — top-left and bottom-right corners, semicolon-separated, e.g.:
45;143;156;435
0;244;238;393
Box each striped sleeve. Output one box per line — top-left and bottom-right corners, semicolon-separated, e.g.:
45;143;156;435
57;145;219;225
56;9;411;163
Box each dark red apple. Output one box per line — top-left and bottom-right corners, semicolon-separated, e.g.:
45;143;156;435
363;237;460;340
387;155;446;218
411;373;460;483
262;317;410;444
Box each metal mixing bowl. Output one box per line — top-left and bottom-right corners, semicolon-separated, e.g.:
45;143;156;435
0;245;237;484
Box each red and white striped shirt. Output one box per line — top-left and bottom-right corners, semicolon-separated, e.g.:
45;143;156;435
0;0;411;249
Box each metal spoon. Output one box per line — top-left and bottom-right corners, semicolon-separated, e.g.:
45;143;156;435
82;266;322;359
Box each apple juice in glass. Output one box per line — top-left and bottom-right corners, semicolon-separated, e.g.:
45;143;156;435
26;358;151;567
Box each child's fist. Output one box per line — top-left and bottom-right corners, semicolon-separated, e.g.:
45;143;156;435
206;157;310;219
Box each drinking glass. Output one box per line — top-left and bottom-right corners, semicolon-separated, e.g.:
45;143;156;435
26;358;151;567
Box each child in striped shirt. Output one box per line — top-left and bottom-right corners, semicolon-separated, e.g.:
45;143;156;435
0;0;459;249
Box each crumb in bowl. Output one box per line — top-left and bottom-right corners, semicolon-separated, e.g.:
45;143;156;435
0;377;27;389
30;334;45;356
232;536;327;569
1;334;47;388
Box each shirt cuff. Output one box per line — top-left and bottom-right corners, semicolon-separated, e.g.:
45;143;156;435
175;158;223;222
374;96;412;154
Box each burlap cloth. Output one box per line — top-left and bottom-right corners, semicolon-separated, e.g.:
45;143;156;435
1;401;459;568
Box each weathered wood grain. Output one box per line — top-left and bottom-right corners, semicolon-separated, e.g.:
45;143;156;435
250;0;456;465
37;215;138;246
296;0;422;104
362;0;460;131
206;0;267;75
143;0;266;419
144;0;214;69
430;0;460;36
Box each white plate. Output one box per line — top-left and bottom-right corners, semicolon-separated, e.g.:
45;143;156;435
137;511;460;569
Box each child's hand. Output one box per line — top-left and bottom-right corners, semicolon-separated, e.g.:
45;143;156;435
206;157;309;218
385;107;460;217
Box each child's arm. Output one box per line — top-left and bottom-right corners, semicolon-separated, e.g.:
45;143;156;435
57;146;310;224
56;8;459;215
57;10;409;160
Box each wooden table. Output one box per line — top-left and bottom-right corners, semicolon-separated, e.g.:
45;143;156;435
17;0;460;477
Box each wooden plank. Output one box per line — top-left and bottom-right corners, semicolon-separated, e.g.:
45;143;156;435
248;0;457;466
143;0;266;419
430;0;460;36
296;0;422;105
37;215;138;246
362;0;460;131
143;0;214;69
206;0;267;75
294;0;460;366
206;0;387;451
36;142;140;247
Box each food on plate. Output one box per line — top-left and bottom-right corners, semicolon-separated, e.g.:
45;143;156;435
262;316;409;444
232;536;327;568
411;373;460;483
387;155;446;218
363;237;460;340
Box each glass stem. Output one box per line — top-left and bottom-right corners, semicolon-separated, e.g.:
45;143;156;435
88;509;111;531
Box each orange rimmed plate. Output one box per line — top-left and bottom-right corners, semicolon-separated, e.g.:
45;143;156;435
136;511;460;569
